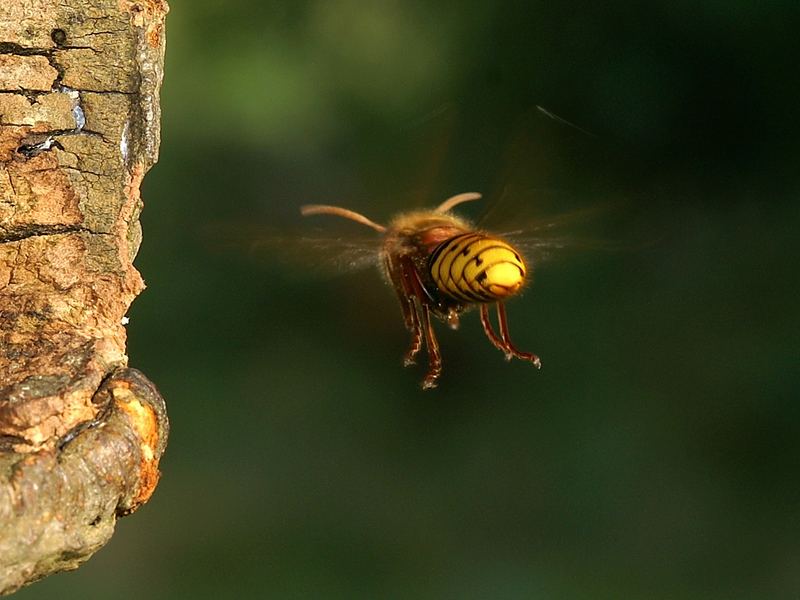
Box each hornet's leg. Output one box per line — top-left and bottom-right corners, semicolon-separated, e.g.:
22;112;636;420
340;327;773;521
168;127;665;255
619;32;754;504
386;255;424;366
400;256;443;389
480;303;512;359
399;258;424;366
496;303;541;368
418;300;442;389
402;299;423;367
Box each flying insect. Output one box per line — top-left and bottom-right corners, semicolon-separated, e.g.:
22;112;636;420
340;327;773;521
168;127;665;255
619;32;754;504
301;192;540;389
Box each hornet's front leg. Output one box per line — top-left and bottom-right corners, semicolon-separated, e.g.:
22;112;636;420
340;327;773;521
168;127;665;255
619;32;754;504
390;255;444;389
417;300;442;389
386;255;423;366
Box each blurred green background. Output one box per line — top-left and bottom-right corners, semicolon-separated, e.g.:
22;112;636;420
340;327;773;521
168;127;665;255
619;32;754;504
18;1;800;598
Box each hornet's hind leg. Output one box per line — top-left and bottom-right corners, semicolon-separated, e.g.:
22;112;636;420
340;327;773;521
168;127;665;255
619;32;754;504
480;303;541;368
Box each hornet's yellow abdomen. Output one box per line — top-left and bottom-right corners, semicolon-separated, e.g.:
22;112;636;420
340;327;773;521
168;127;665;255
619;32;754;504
429;233;527;303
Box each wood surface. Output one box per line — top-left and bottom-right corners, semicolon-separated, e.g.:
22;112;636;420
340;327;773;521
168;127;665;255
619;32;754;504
0;1;169;594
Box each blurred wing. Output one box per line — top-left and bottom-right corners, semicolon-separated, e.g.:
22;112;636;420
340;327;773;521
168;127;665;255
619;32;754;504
501;230;622;268
256;234;381;273
199;222;383;277
478;187;637;266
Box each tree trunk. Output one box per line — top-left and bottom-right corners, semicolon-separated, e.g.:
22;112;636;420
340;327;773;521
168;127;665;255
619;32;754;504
0;0;169;594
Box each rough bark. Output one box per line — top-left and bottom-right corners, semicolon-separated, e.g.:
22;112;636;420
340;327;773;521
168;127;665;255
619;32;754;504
0;0;169;594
